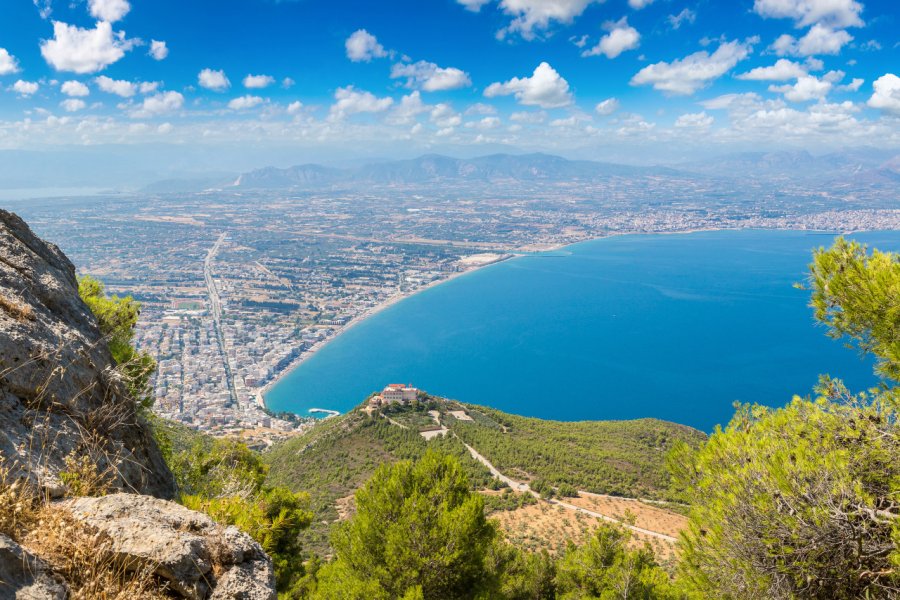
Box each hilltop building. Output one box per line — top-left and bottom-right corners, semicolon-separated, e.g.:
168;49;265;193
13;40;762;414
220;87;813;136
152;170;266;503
370;383;419;407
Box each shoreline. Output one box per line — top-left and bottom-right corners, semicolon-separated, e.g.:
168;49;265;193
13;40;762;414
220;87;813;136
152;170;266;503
258;252;518;409
258;225;848;412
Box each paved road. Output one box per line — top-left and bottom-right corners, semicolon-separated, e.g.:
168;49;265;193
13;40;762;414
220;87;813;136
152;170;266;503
204;232;239;407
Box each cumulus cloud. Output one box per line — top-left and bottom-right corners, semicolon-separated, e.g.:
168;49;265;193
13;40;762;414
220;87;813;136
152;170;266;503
736;59;807;81
198;68;230;91
595;98;620;115
387;91;431;125
345;30;387;62
12;80;39;96
61;98;86;112
867;74;900;115
329;86;394;120
628;0;653;8
95;75;136;97
243;74;275;89
769;74;832;101
838;77;863;92
88;0;130;23
286;101;303;115
61;80;90;97
582;18;640;59
496;0;603;39
228;95;265;110
149;40;168;60
753;0;863;28
0;49;20;75
630;39;752;95
772;25;853;56
484;62;573;108
674;111;713;128
430;103;462;128
40;21;135;74
390;61;472;91
131;91;184;118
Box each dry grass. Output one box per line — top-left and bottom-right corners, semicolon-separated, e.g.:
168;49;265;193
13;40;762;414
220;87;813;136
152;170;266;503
492;499;681;561
0;292;34;321
565;493;688;539
0;458;39;540
23;508;170;600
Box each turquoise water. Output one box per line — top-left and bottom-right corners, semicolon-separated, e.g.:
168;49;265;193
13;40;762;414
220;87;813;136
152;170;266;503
265;230;900;432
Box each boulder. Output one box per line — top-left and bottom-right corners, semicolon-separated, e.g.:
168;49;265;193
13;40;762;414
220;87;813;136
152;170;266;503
63;494;276;600
0;533;67;600
0;210;175;499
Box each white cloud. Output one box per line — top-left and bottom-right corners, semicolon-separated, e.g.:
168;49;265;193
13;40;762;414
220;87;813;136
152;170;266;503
466;103;497;115
582;18;640;59
667;9;696;29
772;25;853;56
388;91;431;125
752;0;863;28
594;98;620;115
736;59;807;81
0;49;20;75
228;95;265;110
838;77;863;91
132;91;184;117
510;110;546;123
88;0;130;23
390;61;472;92
867;74;900;115
466;116;501;129
430;103;462;128
61;80;90;97
149;40;168;61
282;77;296;89
457;0;491;11
329;86;394;120
286;101;303;115
198;68;230;91
674;111;713;128
630;40;752;95
628;0;653;8
60;98;86;112
496;0;603;39
484;62;573;108
243;74;276;89
12;80;39;96
139;81;159;94
40;21;135;74
96;75;136;97
345;30;387;62
769;74;832;101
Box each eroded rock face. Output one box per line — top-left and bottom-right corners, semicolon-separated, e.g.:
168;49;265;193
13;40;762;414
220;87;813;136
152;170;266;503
0;210;174;499
0;533;68;600
64;494;276;600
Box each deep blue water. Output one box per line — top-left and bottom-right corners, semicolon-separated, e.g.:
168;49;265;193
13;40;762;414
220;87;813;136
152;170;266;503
265;230;900;432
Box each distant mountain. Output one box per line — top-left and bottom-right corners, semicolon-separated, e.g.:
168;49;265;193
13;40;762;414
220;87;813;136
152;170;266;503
677;148;899;183
233;153;682;189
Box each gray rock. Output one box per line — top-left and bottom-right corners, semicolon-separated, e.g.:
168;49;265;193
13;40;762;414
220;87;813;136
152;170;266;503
0;210;175;499
0;533;67;600
64;494;276;600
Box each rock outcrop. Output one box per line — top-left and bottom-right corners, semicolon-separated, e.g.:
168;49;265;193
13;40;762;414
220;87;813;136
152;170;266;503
0;210;175;498
0;534;67;599
63;494;276;600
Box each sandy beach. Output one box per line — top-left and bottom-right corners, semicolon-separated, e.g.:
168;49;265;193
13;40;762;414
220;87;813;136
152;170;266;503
258;252;517;407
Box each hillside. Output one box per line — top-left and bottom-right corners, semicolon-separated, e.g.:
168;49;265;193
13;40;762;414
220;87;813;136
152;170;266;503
264;394;705;556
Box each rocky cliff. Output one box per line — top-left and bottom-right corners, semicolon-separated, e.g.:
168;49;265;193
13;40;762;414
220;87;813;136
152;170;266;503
0;210;276;599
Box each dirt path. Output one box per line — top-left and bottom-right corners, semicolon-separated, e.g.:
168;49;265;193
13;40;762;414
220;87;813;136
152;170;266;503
461;440;678;542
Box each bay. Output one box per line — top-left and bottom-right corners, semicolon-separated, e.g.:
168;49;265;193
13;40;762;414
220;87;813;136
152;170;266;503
265;230;900;432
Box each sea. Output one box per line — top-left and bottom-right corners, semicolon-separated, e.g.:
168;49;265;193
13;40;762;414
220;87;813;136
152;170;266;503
264;229;900;432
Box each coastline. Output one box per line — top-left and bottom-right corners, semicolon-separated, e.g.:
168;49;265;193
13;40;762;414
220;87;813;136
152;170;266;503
258;225;846;412
258;252;519;409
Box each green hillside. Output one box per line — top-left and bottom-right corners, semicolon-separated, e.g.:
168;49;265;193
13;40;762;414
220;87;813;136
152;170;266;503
264;395;705;555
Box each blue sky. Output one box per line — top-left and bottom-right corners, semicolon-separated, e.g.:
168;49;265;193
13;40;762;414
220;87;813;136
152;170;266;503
0;0;897;162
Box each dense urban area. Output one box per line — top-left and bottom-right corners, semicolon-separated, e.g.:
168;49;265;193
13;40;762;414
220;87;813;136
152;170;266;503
14;167;900;439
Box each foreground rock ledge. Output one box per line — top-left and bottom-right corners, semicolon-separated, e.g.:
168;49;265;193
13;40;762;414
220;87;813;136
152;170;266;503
62;493;276;600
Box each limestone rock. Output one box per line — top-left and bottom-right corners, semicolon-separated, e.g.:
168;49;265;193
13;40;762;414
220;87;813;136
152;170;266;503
0;210;174;499
64;494;276;600
0;533;67;600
